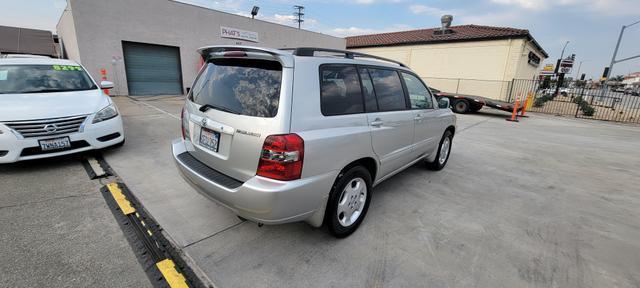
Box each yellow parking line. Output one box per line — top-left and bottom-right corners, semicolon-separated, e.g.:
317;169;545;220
106;182;136;215
156;259;189;288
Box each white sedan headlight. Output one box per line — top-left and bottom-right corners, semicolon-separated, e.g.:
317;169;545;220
92;103;119;123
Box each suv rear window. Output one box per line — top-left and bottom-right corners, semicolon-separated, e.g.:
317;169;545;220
190;59;282;118
320;65;364;116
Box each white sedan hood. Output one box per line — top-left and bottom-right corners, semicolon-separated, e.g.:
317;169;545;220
0;89;109;122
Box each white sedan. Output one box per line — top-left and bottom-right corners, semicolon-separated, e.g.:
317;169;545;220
0;57;124;163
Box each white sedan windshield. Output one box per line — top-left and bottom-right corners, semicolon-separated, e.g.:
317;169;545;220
0;64;97;94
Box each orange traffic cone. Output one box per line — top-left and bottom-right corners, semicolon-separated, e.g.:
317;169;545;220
100;68;110;95
520;94;531;118
506;97;520;122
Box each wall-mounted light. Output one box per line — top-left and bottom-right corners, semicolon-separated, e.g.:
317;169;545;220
251;6;259;19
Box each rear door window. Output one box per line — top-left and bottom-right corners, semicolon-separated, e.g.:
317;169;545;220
190;59;282;117
401;72;433;109
319;65;364;116
367;68;406;111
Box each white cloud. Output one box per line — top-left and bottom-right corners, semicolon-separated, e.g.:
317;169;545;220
329;24;412;37
349;0;404;4
176;0;244;12
489;0;640;15
489;0;543;10
409;4;451;15
457;11;522;26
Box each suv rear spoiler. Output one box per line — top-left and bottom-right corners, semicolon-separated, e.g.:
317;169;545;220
197;45;294;68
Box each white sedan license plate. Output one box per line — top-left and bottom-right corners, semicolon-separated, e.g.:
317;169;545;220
199;127;220;152
39;137;71;151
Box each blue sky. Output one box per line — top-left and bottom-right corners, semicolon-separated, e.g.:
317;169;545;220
1;0;639;79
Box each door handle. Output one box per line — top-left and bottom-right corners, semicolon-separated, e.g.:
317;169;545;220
414;114;423;121
370;118;383;127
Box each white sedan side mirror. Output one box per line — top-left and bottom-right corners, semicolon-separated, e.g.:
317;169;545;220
100;81;114;89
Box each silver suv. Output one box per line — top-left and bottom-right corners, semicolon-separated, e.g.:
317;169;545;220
172;46;456;237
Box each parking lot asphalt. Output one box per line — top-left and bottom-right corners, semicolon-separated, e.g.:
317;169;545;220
4;95;640;288
0;156;150;287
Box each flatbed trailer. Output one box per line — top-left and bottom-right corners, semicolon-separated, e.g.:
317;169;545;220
432;91;523;114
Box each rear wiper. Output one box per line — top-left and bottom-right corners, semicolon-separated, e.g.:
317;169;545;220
199;104;240;114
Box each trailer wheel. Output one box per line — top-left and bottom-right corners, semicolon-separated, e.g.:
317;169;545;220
452;99;470;114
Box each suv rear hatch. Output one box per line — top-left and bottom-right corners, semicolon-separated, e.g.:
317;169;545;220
183;47;293;182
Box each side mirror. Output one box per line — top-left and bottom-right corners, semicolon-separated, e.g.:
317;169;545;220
185;87;191;95
100;81;114;89
438;97;450;109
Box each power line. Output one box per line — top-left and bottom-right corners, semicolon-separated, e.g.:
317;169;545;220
293;5;304;29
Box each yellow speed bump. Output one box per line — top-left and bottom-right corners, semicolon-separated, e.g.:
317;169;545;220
106;182;136;215
156;259;189;288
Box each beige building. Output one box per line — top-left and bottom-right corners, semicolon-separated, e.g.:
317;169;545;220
347;25;547;101
57;0;344;96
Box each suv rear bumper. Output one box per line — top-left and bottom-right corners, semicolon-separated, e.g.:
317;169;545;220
172;139;336;226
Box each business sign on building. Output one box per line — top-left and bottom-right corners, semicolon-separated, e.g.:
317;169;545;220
540;64;555;76
220;26;259;43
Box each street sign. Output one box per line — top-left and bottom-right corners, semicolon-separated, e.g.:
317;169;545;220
602;67;610;79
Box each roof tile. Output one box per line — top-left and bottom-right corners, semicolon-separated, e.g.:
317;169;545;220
346;24;547;57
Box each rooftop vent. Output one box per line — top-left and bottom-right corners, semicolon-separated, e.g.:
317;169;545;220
434;15;454;35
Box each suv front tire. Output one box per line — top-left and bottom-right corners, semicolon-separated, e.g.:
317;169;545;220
427;130;453;171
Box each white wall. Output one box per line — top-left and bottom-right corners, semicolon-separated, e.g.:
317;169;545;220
56;5;81;62
58;0;345;95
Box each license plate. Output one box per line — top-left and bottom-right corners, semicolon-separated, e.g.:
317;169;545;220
39;137;71;151
199;127;220;152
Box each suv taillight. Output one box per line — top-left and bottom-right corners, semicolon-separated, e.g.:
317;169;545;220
256;134;304;181
181;106;189;140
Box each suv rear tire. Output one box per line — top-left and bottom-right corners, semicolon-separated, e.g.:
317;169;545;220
325;166;372;238
427;130;453;171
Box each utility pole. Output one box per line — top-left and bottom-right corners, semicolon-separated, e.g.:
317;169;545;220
293;5;305;29
575;60;586;79
605;19;640;79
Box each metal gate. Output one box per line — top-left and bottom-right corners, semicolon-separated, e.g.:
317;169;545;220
508;79;640;124
122;41;183;96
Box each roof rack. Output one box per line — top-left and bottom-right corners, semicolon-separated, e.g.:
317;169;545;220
284;47;406;67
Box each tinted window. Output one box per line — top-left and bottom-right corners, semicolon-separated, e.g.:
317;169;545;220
190;59;282;118
320;65;364;116
368;68;406;111
0;65;96;94
402;72;433;109
358;68;378;112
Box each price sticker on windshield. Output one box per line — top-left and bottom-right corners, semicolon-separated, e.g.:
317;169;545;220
0;70;7;81
52;65;83;71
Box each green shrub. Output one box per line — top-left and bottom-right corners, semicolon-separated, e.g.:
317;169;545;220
581;105;595;116
572;96;583;104
533;93;554;107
